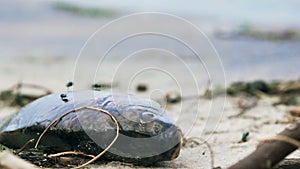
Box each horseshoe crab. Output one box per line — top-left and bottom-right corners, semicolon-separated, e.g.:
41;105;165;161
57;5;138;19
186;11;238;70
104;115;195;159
0;90;182;164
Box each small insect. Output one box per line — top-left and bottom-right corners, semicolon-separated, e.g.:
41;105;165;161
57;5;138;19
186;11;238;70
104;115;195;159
0;90;182;165
66;82;73;88
60;93;68;102
60;94;67;98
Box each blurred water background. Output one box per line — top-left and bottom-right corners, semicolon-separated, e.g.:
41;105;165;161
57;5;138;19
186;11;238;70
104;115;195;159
1;0;299;84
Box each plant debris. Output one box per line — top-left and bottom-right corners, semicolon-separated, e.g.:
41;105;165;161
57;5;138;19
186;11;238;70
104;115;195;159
0;83;52;107
227;80;300;107
53;2;115;18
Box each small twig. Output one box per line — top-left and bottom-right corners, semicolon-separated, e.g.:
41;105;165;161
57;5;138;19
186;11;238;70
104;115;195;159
1;82;52;107
48;151;95;158
11;82;52;94
182;137;215;169
34;110;75;148
74;107;119;169
108;161;135;168
14;139;35;154
34;106;120;169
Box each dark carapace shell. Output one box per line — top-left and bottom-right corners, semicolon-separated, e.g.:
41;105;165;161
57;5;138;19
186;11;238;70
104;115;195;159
0;90;182;164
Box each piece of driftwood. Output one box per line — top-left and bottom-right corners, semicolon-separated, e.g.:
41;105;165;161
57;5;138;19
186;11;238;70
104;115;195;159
289;106;300;117
228;122;300;169
0;151;39;169
275;158;300;169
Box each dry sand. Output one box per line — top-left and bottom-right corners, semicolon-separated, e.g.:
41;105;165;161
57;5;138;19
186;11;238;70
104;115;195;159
1;1;299;168
0;57;296;169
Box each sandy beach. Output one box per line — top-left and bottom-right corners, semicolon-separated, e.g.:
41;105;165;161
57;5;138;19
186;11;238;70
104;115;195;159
0;56;298;169
1;1;300;168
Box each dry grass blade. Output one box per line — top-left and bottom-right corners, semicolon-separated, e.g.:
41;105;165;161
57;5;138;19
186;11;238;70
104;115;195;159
14;139;35;154
48;151;95;158
10;83;52;95
34;106;120;169
34;109;76;148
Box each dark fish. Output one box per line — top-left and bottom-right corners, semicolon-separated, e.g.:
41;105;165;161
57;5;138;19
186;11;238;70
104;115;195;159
0;90;182;164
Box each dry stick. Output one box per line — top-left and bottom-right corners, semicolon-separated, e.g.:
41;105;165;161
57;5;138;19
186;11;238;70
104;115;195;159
228;122;300;169
34;109;76;148
12;83;52;94
48;151;95;159
35;106;120;169
4;82;52;106
14;138;35;154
